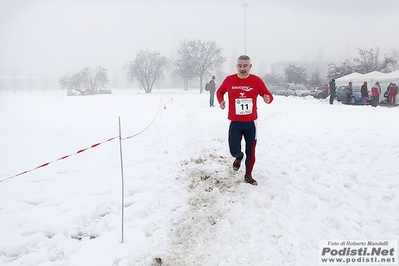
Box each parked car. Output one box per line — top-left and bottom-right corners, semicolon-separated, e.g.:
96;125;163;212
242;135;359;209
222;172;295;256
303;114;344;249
269;85;288;96
335;85;372;104
293;84;311;97
284;83;311;97
285;84;296;96
310;86;328;99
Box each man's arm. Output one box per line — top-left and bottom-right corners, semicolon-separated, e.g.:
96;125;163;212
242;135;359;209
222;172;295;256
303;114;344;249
216;80;227;104
260;81;274;104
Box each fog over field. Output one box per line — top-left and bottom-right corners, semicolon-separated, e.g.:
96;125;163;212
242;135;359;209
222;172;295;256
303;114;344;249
1;0;399;78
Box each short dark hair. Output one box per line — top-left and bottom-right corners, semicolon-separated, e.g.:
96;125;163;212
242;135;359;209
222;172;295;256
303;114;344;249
238;55;250;61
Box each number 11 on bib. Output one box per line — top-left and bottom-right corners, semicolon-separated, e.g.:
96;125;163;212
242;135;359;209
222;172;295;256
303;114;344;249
235;98;253;115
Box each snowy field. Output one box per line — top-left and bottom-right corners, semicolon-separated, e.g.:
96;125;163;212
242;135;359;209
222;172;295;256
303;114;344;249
0;89;398;266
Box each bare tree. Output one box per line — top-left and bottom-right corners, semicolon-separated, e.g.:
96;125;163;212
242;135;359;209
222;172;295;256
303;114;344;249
173;66;196;91
353;47;395;73
59;72;84;95
327;47;397;80
80;66;109;94
125;50;169;93
309;70;323;86
327;59;356;79
285;65;308;84
390;47;399;71
262;73;284;86
59;66;110;95
176;39;226;93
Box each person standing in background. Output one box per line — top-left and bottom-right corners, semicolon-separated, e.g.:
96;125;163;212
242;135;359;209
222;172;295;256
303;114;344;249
322;84;329;98
208;76;216;107
371;81;381;107
329;79;336;104
346;81;353;104
389;82;398;105
384;83;392;104
361;81;368;105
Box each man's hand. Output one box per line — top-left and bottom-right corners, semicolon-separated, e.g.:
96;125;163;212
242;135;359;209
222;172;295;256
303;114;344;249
220;100;226;110
263;94;271;104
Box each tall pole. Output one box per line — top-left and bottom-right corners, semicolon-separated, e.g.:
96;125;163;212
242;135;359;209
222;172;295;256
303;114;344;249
242;3;250;54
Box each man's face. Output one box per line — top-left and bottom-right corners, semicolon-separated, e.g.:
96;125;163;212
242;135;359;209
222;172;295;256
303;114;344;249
236;59;252;78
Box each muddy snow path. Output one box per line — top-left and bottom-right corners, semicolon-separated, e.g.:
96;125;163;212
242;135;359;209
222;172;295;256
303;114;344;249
156;93;288;266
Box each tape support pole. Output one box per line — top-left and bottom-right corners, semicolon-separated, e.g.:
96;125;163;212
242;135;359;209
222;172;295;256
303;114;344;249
118;117;125;244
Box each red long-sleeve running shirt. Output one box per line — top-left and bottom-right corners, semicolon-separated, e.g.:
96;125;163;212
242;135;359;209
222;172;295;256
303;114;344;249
216;74;274;122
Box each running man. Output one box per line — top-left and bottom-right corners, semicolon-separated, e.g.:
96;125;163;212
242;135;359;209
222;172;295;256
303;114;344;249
216;55;274;185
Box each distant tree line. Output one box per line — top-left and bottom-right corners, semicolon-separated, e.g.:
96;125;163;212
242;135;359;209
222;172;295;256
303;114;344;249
59;39;226;95
262;65;321;87
59;43;398;95
327;47;396;79
262;47;398;87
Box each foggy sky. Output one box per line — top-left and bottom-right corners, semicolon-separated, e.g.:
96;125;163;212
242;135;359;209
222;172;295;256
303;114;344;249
1;0;399;77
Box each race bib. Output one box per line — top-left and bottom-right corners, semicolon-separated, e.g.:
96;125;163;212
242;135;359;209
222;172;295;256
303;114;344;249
235;98;253;115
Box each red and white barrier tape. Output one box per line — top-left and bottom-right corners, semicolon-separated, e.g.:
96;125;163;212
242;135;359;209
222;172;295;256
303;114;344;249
0;96;170;183
163;95;173;109
0;136;118;183
122;97;163;140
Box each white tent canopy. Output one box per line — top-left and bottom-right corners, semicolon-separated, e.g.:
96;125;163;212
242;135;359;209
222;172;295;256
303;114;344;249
379;70;399;82
362;71;386;79
336;72;364;81
336;70;399;91
335;72;366;86
362;71;387;87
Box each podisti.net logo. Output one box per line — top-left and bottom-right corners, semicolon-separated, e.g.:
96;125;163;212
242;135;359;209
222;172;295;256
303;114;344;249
319;240;397;264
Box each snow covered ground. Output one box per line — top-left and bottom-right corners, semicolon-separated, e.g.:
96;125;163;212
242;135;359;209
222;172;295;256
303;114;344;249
0;89;398;266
